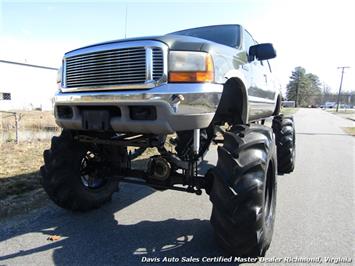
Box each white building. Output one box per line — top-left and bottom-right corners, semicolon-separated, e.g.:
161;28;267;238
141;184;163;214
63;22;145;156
0;60;58;111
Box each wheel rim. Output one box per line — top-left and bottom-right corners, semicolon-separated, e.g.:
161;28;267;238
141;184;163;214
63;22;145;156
80;151;108;189
264;160;276;225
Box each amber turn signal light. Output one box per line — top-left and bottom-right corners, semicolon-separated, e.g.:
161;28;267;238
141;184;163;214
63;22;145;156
169;55;214;83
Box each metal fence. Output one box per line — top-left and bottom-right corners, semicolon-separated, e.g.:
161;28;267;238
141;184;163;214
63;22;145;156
0;111;60;144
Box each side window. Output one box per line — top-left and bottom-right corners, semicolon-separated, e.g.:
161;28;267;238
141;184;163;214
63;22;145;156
243;30;256;61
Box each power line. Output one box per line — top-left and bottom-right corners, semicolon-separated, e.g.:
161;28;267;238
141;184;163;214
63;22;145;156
0;59;58;70
336;66;350;112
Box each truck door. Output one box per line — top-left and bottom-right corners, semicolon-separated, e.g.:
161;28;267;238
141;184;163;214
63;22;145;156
243;30;275;120
261;60;277;107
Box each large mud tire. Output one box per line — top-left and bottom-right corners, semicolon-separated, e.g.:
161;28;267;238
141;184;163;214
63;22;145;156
209;125;277;257
272;115;296;174
40;130;119;211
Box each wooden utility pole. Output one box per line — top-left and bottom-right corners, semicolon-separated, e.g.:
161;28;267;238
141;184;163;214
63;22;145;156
295;72;300;107
336;66;350;112
296;82;299;107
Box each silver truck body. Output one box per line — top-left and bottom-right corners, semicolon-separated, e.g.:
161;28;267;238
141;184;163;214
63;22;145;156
54;25;279;133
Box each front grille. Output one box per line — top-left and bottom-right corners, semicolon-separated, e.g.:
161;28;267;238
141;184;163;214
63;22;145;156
65;46;164;89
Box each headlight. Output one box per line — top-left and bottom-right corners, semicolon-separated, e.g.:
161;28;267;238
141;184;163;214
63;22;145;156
57;65;63;84
168;51;214;83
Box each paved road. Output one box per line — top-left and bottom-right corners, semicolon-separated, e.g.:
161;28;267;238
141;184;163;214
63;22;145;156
0;109;354;265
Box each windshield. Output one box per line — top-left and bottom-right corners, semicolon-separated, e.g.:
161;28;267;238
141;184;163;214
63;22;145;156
168;25;240;48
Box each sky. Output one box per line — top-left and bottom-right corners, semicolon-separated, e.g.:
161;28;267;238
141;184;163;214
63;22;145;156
0;0;354;95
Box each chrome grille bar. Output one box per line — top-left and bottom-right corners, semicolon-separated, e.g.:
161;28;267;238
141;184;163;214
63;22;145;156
145;47;153;81
153;48;164;81
66;58;146;69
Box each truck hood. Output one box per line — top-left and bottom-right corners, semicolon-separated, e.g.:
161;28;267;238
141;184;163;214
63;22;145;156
65;34;214;55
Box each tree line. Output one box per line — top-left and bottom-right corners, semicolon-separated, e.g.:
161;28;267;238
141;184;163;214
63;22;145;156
285;66;354;107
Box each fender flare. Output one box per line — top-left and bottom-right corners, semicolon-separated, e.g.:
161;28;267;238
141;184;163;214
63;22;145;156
213;77;249;124
273;93;282;116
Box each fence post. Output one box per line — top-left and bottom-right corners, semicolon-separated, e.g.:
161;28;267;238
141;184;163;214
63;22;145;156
0;112;2;143
15;112;19;144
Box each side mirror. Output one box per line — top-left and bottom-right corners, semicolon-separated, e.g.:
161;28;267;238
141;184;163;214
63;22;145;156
249;43;276;61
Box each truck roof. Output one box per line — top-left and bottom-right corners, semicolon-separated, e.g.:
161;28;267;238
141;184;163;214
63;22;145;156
65;24;242;55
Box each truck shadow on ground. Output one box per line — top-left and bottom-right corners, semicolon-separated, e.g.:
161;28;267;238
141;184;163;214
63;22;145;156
0;171;41;201
0;182;237;265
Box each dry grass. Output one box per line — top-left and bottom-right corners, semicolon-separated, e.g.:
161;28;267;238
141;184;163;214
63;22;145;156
326;109;355;114
0;104;176;210
0;111;171;216
280;107;298;116
0;137;162;201
342;127;355;136
0;110;59;131
0;141;50;200
325;108;355;122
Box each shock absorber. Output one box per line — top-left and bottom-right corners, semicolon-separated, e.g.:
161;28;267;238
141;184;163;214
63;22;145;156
193;128;200;154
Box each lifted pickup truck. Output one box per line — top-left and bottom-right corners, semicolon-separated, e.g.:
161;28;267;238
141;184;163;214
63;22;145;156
41;24;296;257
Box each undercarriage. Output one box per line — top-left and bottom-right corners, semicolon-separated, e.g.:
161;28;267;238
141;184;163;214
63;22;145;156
72;126;220;196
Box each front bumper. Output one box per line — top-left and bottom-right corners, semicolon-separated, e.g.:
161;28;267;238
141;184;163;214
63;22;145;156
54;83;223;134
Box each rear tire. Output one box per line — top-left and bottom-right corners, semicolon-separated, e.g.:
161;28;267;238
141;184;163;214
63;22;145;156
40;130;119;211
272;115;296;174
209;125;277;257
